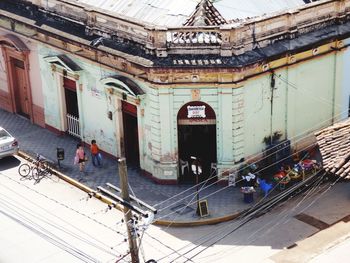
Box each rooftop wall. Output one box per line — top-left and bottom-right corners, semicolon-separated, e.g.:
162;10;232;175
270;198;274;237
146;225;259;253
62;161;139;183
27;0;350;57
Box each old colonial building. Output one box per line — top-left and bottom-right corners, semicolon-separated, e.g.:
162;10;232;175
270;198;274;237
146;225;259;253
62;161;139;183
0;0;350;184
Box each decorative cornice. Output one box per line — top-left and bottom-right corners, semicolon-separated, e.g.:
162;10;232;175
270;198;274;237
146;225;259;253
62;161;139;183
0;0;348;86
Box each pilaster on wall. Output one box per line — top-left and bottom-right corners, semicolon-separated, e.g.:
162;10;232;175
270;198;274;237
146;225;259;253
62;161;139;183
0;89;12;112
114;98;124;157
149;88;161;162
232;88;245;163
158;87;175;163
218;88;234;163
332;51;344;123
148;87;177;180
32;104;45;127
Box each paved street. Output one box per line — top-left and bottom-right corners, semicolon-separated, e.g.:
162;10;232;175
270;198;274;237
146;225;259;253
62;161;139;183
1;155;350;262
0;109;257;224
0;156;132;262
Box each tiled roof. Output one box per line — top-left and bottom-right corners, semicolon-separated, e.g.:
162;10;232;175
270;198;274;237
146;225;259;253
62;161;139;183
315;118;350;179
74;0;308;27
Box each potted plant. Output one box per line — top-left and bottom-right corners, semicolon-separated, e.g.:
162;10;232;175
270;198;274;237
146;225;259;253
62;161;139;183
263;131;283;145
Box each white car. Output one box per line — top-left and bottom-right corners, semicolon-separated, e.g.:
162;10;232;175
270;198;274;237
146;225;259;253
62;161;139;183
0;127;19;159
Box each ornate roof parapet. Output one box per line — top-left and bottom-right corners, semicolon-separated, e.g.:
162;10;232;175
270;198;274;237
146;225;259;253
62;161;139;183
3;0;350;59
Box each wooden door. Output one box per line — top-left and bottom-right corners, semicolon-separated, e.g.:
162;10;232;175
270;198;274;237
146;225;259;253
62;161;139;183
122;101;139;165
13;59;29;117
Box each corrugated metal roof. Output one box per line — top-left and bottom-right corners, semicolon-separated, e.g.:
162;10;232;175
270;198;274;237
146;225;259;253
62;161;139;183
214;0;307;21
73;0;308;27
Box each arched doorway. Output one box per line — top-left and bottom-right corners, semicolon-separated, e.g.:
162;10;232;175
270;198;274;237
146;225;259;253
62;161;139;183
101;76;144;166
0;34;32;119
177;102;217;184
122;101;139;165
44;55;82;136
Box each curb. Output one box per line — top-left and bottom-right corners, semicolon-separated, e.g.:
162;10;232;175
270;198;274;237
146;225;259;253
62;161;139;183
18;151;124;212
153;212;241;227
18;151;243;227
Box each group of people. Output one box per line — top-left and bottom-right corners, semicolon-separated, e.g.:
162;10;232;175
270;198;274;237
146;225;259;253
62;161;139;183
75;139;102;173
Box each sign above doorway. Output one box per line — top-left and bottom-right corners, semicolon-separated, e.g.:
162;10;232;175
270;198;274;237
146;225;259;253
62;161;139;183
178;101;216;125
187;105;206;118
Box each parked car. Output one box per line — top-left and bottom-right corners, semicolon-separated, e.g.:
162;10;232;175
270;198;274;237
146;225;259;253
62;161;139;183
0;127;19;159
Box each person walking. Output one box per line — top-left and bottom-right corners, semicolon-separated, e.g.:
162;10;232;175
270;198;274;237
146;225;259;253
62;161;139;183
75;143;86;173
90;139;101;167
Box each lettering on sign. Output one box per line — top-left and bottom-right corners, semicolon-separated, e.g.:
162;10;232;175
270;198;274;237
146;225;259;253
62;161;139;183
189;119;209;123
164;170;173;176
177;119;216;125
187;106;206;118
228;173;237;186
198;200;209;217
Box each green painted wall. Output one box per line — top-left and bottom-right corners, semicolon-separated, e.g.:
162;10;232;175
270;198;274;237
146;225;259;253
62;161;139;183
243;54;341;160
36;43;350;181
38;46;119;156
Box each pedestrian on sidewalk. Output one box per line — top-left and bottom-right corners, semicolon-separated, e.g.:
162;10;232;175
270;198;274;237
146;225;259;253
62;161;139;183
75;143;86;173
90;139;102;167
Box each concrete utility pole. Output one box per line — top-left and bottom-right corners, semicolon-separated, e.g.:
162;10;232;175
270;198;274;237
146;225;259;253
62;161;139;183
118;157;139;263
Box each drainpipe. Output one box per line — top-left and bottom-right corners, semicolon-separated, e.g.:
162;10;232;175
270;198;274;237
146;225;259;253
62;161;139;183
270;71;276;145
77;81;85;143
284;70;288;139
331;51;337;125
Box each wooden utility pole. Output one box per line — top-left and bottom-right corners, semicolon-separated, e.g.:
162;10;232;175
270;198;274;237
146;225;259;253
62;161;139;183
118;157;139;263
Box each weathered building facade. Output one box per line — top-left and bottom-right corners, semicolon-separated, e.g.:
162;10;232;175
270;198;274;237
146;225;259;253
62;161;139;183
1;0;350;184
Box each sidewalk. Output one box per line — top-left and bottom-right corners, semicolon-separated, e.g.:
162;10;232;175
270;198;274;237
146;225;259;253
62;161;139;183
0;109;258;226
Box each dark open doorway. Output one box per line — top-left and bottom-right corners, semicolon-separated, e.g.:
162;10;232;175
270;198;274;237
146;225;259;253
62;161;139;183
64;89;79;117
177;101;217;184
122;101;139;166
178;125;217;184
64;77;79;117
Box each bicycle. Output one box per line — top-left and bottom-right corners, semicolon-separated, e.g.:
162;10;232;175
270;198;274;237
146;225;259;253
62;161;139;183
32;161;52;181
18;154;51;180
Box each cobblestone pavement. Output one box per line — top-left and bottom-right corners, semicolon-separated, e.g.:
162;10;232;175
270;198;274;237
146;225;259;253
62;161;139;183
0;109;259;224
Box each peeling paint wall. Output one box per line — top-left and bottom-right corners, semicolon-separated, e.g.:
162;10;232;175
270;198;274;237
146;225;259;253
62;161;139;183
38;45;119;156
2;35;349;182
340;38;350;120
27;41;44;108
243;53;341;158
38;46;61;129
0;47;8;93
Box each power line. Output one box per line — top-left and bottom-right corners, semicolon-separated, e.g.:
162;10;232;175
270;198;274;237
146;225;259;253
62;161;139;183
152;93;349;222
0;183;128;259
274;73;343;110
158;173;318;261
0;172;125;235
161;140;328;260
0;194;123;257
153;102;345;211
156;152;322;262
195;173;330;262
190;174;341;262
169;171;327;262
0;204;102;262
154;141;316;223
